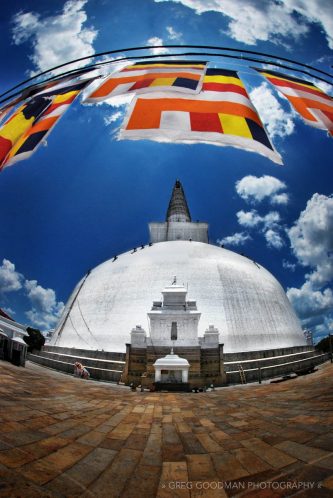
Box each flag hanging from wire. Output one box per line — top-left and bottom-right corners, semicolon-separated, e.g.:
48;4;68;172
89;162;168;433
0;67;96;120
83;60;207;103
0;97;52;169
255;68;333;137
0;78;94;170
119;68;282;164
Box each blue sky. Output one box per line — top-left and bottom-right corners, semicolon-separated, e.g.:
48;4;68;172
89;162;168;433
0;0;332;343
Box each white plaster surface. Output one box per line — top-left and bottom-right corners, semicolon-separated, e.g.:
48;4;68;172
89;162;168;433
52;241;306;353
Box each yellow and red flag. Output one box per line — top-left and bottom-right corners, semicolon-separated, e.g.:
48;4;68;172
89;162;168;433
256;69;333;137
0;79;94;170
0;96;52;169
84;60;207;102
119;68;282;165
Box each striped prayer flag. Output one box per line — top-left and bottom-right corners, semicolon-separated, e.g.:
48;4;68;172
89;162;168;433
0;96;52;168
255;69;333;137
119;68;282;165
84;60;207;102
1;79;93;170
0;67;96;121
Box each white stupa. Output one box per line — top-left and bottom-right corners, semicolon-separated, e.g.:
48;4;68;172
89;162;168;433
52;180;305;353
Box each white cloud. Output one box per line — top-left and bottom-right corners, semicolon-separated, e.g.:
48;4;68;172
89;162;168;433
103;111;123;126
237;209;284;249
25;279;64;331
237;209;280;229
286;193;333;339
217;232;252;246
25;307;64;331
282;259;296;271
282;0;333;49
166;26;182;40
249;83;295;139
287;282;333;319
155;0;333;49
0;258;64;330
147;37;169;55
155;0;308;45
0;259;23;293
272;193;289;205
236;175;288;204
288;194;333;286
12;0;97;76
265;228;284;249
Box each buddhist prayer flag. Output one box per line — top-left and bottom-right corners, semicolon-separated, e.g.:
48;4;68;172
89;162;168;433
0;79;93;170
0;96;52;169
0;67;96;120
119;68;282;165
84;60;207;103
256;69;333;137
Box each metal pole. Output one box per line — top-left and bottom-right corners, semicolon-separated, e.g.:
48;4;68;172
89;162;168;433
258;367;262;384
329;334;332;363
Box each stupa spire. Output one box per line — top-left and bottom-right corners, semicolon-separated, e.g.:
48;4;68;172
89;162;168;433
166;180;191;222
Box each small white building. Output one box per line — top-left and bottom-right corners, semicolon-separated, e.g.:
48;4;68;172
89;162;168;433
0;309;28;366
153;350;190;383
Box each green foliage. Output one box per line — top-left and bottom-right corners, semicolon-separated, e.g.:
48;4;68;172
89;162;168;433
315;335;333;354
23;327;45;352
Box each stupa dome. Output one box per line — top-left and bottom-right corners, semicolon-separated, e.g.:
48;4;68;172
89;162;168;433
52;181;305;353
52;243;305;353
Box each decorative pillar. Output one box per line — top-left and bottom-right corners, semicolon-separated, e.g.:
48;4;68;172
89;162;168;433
155;368;161;382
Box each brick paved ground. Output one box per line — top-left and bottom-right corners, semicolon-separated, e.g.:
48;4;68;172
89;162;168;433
0;360;332;497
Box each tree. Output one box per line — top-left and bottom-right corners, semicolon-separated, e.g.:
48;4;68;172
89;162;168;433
24;327;45;352
315;336;332;354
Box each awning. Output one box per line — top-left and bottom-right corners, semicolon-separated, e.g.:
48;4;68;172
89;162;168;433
11;337;27;345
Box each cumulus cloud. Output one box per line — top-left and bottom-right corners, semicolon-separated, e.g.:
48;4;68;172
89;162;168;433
12;0;97;75
0;258;64;331
282;0;333;49
272;193;289;205
264;228;284;249
237;209;280;229
25;280;64;330
147;37;169;54
155;0;333;49
166;26;182;40
282;259;296;271
287;282;333;319
217;232;252;247
288;194;333;286
249;83;295;139
0;259;23;293
236;175;289;205
236;209;284;249
286;194;333;340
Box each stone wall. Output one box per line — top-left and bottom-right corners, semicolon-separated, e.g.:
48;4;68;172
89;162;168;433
27;344;329;387
28;345;125;382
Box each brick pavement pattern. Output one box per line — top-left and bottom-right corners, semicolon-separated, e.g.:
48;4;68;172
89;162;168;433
0;360;332;497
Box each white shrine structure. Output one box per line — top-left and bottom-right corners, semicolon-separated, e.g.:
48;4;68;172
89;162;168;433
125;278;225;389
